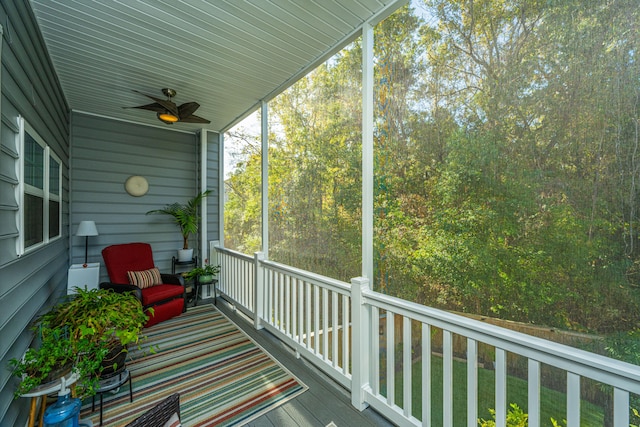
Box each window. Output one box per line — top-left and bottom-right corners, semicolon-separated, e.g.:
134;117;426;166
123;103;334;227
18;118;62;254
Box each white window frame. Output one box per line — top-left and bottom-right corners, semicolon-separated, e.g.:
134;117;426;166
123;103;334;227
17;117;62;255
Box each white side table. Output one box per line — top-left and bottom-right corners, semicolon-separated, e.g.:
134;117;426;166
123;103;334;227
21;371;79;427
67;263;100;294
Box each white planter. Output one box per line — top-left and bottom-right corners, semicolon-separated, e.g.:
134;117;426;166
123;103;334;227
177;248;194;262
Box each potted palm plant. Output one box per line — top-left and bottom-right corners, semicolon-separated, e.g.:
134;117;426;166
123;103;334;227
10;288;148;398
146;190;211;261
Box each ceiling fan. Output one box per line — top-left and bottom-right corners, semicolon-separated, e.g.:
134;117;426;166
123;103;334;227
129;88;210;124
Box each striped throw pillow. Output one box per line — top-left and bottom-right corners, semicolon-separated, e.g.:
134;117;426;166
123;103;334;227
127;267;162;289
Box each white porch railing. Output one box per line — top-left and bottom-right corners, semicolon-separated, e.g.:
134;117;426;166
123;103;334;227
212;243;640;427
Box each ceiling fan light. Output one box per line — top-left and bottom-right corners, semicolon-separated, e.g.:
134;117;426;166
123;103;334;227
157;111;179;123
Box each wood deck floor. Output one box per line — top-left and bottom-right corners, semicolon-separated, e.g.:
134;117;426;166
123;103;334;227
206;299;394;427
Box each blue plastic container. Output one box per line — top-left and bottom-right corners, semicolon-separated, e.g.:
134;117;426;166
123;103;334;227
43;377;81;427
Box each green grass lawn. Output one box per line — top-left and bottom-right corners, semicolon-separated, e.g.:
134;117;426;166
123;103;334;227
380;354;605;426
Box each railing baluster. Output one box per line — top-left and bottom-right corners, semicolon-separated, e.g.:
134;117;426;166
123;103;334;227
274;273;282;331
495;348;507;427
613;387;629;427
240;258;244;305
332;290;339;368
291;277;297;340
306;281;312;350
443;330;453;426
246;259;252;309
272;269;277;324
240;257;244;305
323;287;329;361
223;253;227;295
270;271;276;327
528;359;540;427
298;279;304;346
247;259;252;308
265;270;276;325
566;372;580;427
372;305;380;395
386;310;394;407
467;338;477;427
314;284;320;354
422;322;431;427
285;274;291;336
278;272;282;326
249;258;254;308
342;293;349;375
253;252;264;329
234;255;238;300
403;316;411;419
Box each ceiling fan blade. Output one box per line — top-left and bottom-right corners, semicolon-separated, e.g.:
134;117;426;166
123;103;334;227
178;102;200;119
133;90;179;116
180;114;211;124
128;102;165;113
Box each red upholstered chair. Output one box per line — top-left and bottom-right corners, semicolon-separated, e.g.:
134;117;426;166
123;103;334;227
101;243;185;328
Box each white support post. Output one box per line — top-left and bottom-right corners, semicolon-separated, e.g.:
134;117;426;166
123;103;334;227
362;22;374;281
219;133;225;249
351;276;371;411
200;129;208;263
254;251;265;330
261;101;269;258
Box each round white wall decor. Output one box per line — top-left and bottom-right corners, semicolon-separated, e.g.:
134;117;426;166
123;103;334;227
125;175;149;196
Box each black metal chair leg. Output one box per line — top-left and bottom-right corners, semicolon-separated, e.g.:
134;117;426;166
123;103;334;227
99;392;103;425
128;373;133;402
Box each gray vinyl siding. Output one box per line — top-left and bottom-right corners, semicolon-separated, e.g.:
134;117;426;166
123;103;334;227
70;112;201;280
0;0;70;424
1;2;221;422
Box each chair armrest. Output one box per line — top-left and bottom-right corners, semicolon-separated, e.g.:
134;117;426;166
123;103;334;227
99;282;142;300
160;273;184;286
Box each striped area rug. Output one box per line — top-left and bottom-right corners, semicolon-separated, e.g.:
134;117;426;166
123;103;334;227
80;304;307;426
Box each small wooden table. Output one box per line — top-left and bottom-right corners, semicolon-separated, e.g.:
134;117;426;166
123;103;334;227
21;371;79;427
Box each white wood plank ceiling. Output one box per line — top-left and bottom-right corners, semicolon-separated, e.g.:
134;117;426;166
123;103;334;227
29;0;404;132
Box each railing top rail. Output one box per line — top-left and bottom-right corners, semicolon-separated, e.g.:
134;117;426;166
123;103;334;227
260;258;352;295
215;246;254;262
364;288;640;394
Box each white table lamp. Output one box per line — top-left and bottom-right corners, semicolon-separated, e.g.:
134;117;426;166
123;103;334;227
76;220;98;265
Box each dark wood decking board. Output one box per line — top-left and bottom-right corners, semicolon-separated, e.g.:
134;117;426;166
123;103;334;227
211;300;394;427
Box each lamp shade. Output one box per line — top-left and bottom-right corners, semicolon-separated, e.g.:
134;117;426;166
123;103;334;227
76;221;98;237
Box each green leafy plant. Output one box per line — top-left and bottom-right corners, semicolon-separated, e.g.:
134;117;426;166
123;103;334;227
631;408;640;427
183;261;220;282
146;190;211;249
550;417;567;427
10;288;149;398
479;403;528;427
9;328;75;397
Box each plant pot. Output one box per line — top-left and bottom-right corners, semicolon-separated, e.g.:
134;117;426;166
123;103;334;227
198;274;214;284
99;344;127;379
29;362;75;394
177;248;194;262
